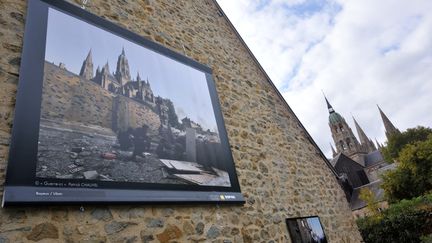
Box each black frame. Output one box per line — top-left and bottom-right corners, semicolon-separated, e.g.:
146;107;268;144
2;0;244;206
285;216;328;243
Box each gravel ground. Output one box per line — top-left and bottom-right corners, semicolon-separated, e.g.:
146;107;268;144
36;125;187;185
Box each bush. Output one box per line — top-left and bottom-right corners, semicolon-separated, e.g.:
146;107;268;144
357;194;432;243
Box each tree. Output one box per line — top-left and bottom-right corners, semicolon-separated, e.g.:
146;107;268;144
356;193;432;243
359;188;381;218
382;126;432;162
382;134;432;202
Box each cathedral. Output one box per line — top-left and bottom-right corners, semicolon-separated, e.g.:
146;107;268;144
325;96;399;215
79;48;156;108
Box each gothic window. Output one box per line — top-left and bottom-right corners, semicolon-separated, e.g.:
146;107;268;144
339;140;346;150
339;124;345;132
108;83;115;93
334;125;339;133
346;138;352;148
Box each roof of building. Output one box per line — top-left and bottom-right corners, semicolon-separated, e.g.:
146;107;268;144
350;180;385;210
331;152;363;170
364;150;385;167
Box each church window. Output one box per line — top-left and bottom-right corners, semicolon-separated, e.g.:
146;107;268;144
334;125;339;133
346;138;352;148
339;124;345;132
339;140;346;150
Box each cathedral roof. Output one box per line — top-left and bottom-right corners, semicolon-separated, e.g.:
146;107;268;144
364;150;386;167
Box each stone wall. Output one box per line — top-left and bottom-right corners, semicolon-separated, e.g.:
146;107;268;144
113;95;161;135
0;0;363;242
42;62;115;128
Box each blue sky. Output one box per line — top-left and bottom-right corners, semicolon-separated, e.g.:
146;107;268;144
45;8;218;132
218;0;432;157
306;217;326;239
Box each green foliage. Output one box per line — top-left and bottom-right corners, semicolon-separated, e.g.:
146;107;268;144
382;126;432;162
421;234;432;243
357;193;432;243
359;188;380;217
382;134;432;202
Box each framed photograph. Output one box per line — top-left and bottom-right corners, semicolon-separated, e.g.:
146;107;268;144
286;216;328;243
2;0;244;206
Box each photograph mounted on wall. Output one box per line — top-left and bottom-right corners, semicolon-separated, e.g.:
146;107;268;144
2;0;244;205
286;216;328;243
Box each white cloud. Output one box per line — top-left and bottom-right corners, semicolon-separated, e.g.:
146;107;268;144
217;0;432;157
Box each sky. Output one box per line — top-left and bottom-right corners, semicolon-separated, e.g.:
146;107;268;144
45;8;218;132
306;217;326;240
217;0;432;157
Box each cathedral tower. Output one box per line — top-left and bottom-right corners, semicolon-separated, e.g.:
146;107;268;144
115;47;131;86
79;49;93;80
325;96;364;157
377;105;400;139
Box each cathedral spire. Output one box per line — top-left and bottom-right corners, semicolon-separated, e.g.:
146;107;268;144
115;48;131;86
136;71;141;82
79;49;94;80
353;117;369;144
353;116;376;153
377;105;400;139
323;92;335;114
375;138;382;150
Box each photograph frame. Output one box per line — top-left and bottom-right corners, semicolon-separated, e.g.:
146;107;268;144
286;216;328;243
2;0;244;206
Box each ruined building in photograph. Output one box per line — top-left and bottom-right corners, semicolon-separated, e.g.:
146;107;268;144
0;0;363;242
325;97;398;217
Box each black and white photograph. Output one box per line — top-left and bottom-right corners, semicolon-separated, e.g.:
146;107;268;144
35;7;231;187
286;216;328;243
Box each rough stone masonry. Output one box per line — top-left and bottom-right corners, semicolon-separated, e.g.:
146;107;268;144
0;0;363;242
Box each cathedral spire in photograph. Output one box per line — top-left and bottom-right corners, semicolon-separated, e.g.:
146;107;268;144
79;49;93;80
115;47;131;86
377;105;400;139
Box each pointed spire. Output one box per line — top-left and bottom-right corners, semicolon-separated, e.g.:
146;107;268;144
322;91;335;114
115;47;131;85
102;61;110;74
88;48;92;58
377;105;400;139
79;49;94;80
375;138;382;150
353;116;369;145
136;71;141;81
